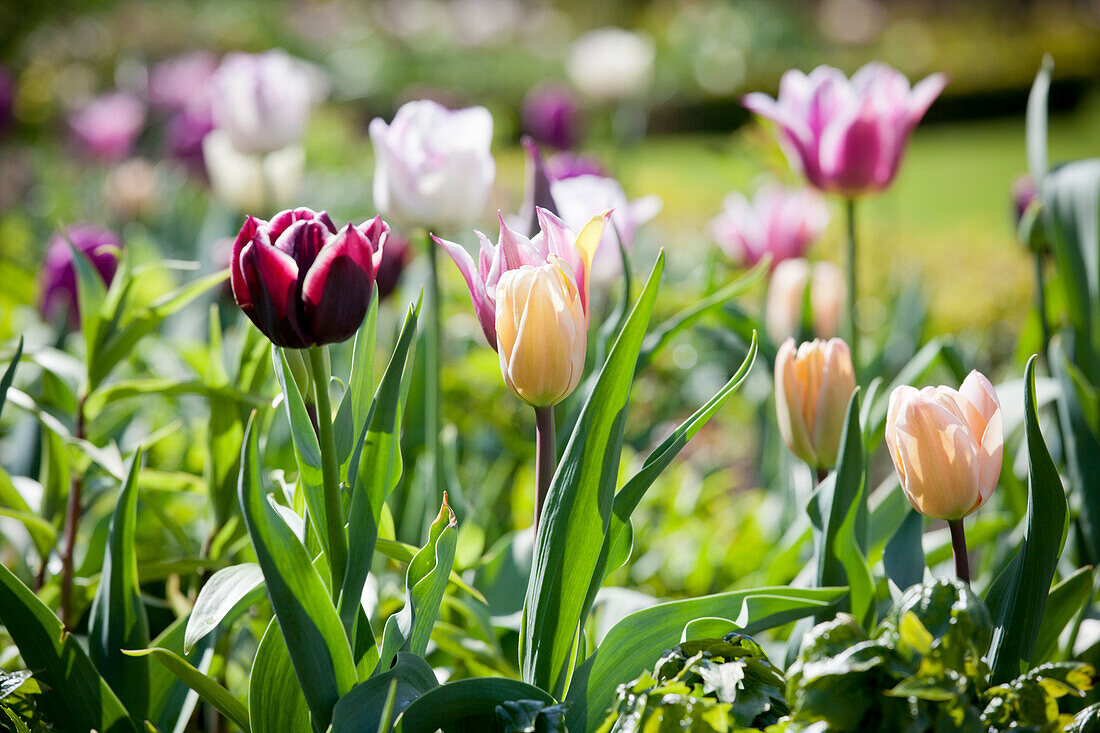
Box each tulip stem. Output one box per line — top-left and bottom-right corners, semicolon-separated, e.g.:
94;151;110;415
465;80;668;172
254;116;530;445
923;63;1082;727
59;392;88;627
424;231;443;522
307;346;347;598
1033;252;1052;363
948;518;970;585
534;405;555;539
845;198;859;376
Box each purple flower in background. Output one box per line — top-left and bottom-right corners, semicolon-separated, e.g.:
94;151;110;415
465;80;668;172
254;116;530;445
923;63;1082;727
521;83;582;150
230;208;387;348
0;66;15;134
545;152;606;181
148;52;217;113
68;92;146;162
211;50;314;155
1011;174;1038;225
40;224;121;328
710;183;829;268
743;62;947;196
166;104;214;175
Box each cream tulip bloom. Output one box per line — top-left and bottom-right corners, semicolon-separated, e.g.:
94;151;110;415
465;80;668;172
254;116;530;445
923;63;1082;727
774;337;857;470
765;258;845;344
495;257;586;407
886;371;1003;521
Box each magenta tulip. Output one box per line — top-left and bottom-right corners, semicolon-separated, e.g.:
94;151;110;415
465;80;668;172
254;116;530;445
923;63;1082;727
521;83;583;151
545;152;607;181
40;224;121;328
743;63;947;196
710;183;829;268
230;208;387;348
68;92;146;162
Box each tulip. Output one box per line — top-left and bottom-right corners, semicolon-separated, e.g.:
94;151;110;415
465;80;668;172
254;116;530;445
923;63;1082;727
230;207;387;348
167;104;215;176
369;100;495;232
521;83;583;151
886;372;1003;522
210;50;314;156
765;258;845;344
496;257;587;407
742;62;947;197
434;207;605;351
374;232;411;300
550;173;661;283
40;224;121;328
148;52;217;113
0;65;14;135
566;27;655;102
710;183;829;268
545;152;607;181
68;92;146;162
202;129;304;213
774;337;856;471
1011;174;1038;226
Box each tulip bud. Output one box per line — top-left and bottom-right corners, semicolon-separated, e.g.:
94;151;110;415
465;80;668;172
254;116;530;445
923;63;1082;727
774;338;857;470
40;224;122;329
495;257;586;407
230;208;387;348
765;258;845;344
886;371;1003;521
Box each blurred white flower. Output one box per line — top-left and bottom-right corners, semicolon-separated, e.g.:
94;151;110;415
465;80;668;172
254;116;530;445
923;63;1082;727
202;129;304;213
565;27;655;102
210;50;315;155
103;158;160;219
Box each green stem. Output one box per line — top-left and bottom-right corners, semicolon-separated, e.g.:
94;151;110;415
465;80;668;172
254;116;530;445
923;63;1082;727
1033;251;1052;364
59;392;88;627
424;231;443;515
534;406;555;539
948;518;970;585
845;198;859;376
307;346;347;597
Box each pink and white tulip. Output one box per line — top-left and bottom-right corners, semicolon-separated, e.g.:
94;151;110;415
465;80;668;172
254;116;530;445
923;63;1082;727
211;50;314;155
711;183;829;268
434;207;606;351
68;92;146;162
886;372;1003;521
743;62;947;196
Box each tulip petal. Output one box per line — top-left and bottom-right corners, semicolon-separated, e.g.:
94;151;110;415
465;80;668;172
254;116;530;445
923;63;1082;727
570;210;609;320
240;240;311;348
892;396;981;520
976;408;1003;507
819;101;886;195
301;224;376;345
519;137;559;238
959;370;1000;426
230;215;262;310
907;73;948;130
774;338;817;467
436;234;497;350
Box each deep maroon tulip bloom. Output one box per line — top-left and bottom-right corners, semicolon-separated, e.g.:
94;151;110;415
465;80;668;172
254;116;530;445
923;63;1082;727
40;224;121;328
521;83;582;151
374;232;410;300
230;208;387;348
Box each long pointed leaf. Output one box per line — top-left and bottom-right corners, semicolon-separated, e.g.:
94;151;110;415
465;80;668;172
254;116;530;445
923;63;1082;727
125;648;250;732
0;336;22;419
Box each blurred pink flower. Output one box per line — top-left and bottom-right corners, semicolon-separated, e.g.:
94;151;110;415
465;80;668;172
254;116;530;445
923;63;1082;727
148;52;217;113
0;66;14;134
545;152;606;181
40;224;121;328
521;83;582;150
166;104;214;175
68;92;146;162
710;183;829;268
1011;174;1038;225
743;62;946;196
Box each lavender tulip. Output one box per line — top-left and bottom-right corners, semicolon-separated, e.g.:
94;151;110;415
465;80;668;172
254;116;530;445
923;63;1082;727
434;207;605;350
545;152;606;181
230;208;387;348
211;50;313;155
743;62;947;196
521;83;582;150
148;52;217;113
710;183;829;268
369;100;495;232
40;224;121;328
68;92;146;162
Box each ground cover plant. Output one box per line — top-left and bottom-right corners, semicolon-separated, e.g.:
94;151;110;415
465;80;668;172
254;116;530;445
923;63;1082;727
1;1;1100;731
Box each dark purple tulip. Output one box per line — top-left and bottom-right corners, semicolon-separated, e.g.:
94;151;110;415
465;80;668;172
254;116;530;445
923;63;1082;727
40;224;121;328
521;83;582;151
374;232;410;300
166;104;214;176
544;152;606;181
0;66;15;135
68;91;146;162
230;208;387;348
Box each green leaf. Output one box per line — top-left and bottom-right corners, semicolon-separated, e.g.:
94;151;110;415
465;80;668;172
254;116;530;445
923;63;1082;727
2;708;31;733
1026;54;1052;182
184;563;265;654
565;586;845;730
124;648;250;732
1032;565;1093;664
91;269;227;389
89;448;150;720
522;252;664;698
250;619;311;733
395;678;556;733
375;537;484;602
379;498;458;669
238;415;357;731
334;291;378;465
883;510;925;592
145;614;217;733
341;300;419;644
83;378;266;419
986;356;1070;683
66;237;110;380
331;653;439;732
0;559;137;731
0;336;22;419
1052;339;1100;565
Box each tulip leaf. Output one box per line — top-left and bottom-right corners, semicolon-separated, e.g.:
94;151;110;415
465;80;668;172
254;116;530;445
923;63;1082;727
1051;339;1100;565
83;377;267;419
146;614;218;733
378;497;458;670
331;652;438;732
340;299;419;647
334;289;378;465
124;648;250;733
883;509;926;593
250;619;312;733
0;554;138;732
65;237;110;379
395;677;556;732
238;414;357;731
1026;54;1052;183
89;447;150;720
521;251;664;698
1032;565;1094;665
564;586;845;731
0;336;22;420
184;563;266;654
986;355;1070;683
